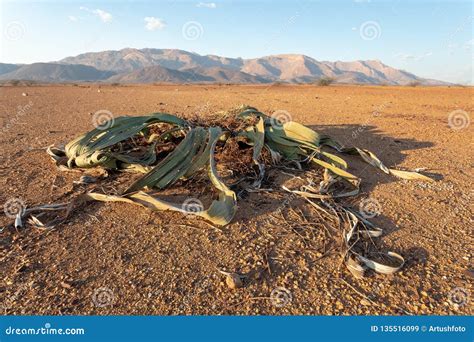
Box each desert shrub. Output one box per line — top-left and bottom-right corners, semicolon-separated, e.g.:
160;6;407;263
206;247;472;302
317;77;334;86
407;81;420;87
37;105;432;279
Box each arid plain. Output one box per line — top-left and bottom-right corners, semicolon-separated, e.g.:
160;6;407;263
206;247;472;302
0;84;472;315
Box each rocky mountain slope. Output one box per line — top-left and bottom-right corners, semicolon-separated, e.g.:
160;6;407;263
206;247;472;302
0;48;447;85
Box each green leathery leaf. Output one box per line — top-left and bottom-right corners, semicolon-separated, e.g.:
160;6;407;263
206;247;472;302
184;127;222;177
320;151;348;169
82;129;237;226
65;113;187;168
124;127;201;193
388;168;434;181
311;157;360;186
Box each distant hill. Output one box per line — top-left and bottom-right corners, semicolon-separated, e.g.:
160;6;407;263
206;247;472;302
107;65;211;83
0;63;21;75
0;48;449;85
0;63;115;82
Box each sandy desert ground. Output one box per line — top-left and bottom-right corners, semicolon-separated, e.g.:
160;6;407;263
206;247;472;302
0;84;472;315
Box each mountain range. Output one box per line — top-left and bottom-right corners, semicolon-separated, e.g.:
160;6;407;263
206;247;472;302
0;48;448;85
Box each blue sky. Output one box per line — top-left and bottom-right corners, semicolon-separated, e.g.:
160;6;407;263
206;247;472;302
1;0;472;84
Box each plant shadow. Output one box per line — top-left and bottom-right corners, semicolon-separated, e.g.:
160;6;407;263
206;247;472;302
229;123;439;281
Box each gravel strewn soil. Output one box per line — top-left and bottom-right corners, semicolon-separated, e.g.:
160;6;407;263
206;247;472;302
0;84;472;315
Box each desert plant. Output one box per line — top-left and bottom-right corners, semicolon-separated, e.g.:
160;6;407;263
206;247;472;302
316;77;334;86
16;106;433;278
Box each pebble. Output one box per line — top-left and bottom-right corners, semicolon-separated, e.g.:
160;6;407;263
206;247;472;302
60;281;72;289
224;273;244;289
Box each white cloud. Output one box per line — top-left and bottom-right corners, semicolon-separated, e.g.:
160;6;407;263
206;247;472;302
395;51;433;62
68;15;78;22
144;17;166;31
80;7;113;23
196;2;217;8
93;9;113;23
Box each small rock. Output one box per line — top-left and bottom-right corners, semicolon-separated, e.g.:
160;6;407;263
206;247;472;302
463;269;474;278
60;281;72;289
22;92;28;96
222;272;244;289
420;291;428;297
360;299;371;306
